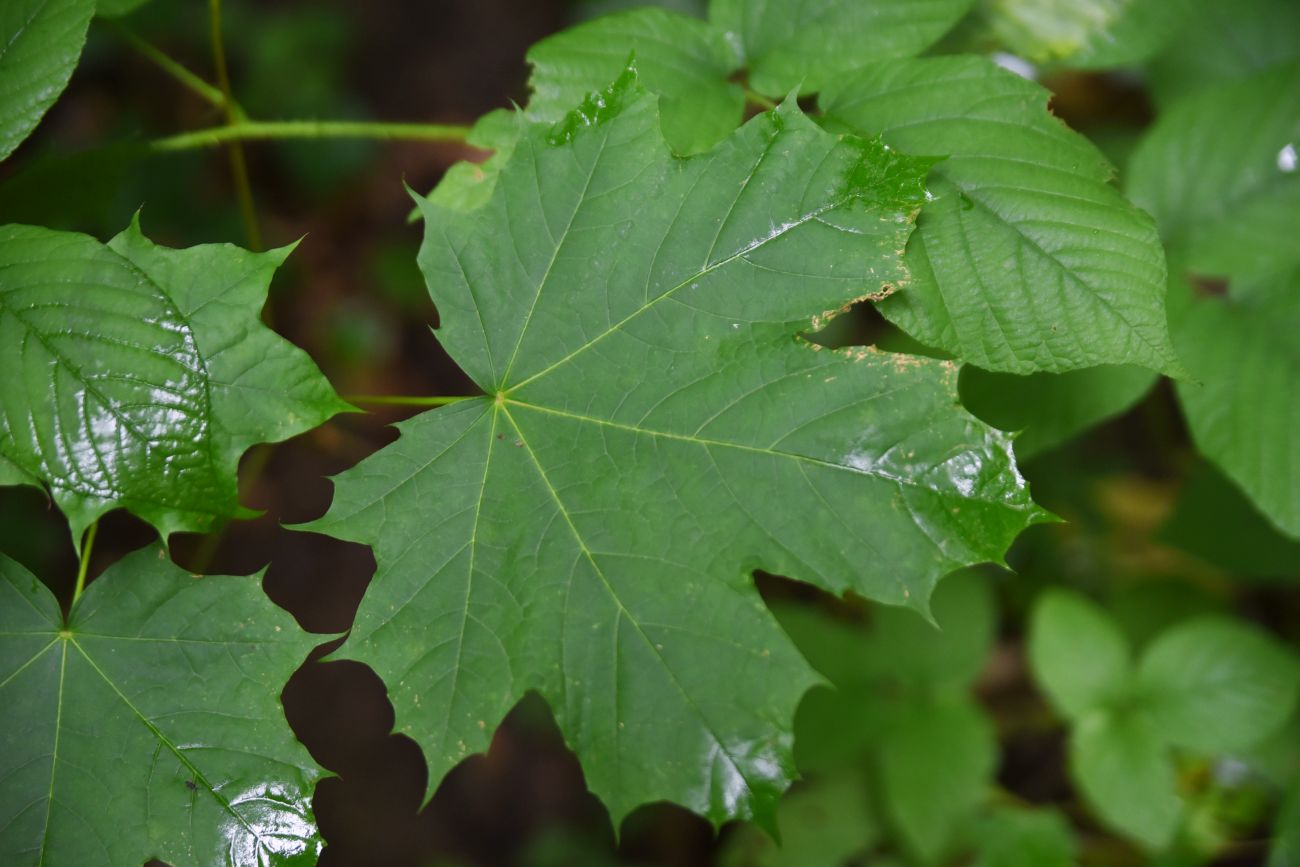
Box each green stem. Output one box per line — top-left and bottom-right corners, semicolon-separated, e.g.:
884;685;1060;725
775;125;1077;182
105;20;239;116
72;520;99;604
345;394;476;407
151;119;472;151
208;0;262;251
745;88;779;111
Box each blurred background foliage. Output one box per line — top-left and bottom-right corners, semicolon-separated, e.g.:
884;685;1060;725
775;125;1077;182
1;0;1297;866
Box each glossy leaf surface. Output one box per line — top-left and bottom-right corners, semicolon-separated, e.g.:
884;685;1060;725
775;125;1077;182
1127;62;1300;280
0;0;94;162
822;57;1179;375
709;0;974;95
309;72;1044;828
0;548;324;866
0;220;350;542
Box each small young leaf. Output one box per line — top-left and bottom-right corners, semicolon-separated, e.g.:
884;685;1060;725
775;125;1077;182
0;220;350;543
960;365;1156;460
709;0;975;95
1171;269;1300;539
1127;62;1300;280
1029;590;1132;719
879;698;997;862
1071;710;1181;849
307;71;1045;828
967;807;1079;867
1137;618;1300;753
719;774;878;867
821;57;1180;375
0;549;324;866
0;0;94;162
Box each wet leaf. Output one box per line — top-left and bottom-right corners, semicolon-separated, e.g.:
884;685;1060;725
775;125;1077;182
0;219;350;543
307;71;1044;829
821;57;1180;375
0;548;325;866
0;0;94;162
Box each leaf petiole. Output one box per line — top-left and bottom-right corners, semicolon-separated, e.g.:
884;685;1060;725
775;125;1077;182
344;394;477;407
72;519;99;604
151;120;473;151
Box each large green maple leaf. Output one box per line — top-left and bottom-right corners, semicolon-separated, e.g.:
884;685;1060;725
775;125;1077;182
0;548;325;866
0;219;350;543
308;71;1046;828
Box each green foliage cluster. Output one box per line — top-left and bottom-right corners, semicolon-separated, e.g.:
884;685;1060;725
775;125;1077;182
0;0;1297;864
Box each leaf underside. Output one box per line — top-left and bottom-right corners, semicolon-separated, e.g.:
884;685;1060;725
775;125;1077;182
0;549;325;867
309;71;1046;828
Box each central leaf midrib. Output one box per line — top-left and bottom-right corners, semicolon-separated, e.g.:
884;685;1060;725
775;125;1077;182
507;398;1013;502
67;637;281;859
500;404;763;809
503;198;850;396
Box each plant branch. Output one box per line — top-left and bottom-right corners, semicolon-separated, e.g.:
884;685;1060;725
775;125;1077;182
344;394;476;407
208;0;262;251
150;120;472;151
72;520;99;604
104;20;239;116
